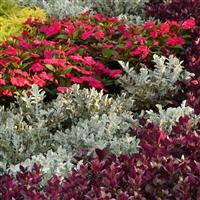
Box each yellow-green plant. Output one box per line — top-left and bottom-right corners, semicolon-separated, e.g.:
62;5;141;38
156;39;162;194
0;0;46;43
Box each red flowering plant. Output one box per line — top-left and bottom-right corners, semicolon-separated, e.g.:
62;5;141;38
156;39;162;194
145;0;200;114
2;115;200;199
0;12;196;99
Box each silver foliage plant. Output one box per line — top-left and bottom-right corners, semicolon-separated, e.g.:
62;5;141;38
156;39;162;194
17;0;149;20
117;55;194;111
88;0;149;18
17;0;91;19
7;146;76;184
0;84;138;177
140;100;200;134
54;112;138;154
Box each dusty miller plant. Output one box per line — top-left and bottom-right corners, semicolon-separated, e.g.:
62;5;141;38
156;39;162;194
7;146;76;185
140;100;200;134
0;84;137;175
88;0;149;18
118;14;160;25
54;112;138;155
7;111;139;183
17;0;149;19
17;0;91;19
117;54;194;112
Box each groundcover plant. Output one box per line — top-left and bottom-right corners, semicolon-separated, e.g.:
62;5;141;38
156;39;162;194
0;0;200;199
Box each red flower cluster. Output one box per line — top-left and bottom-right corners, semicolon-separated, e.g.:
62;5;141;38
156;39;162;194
145;0;200;114
0;12;195;98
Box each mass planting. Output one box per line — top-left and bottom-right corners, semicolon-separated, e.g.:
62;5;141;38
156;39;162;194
0;11;196;97
0;0;200;199
1;117;200;199
145;0;200;114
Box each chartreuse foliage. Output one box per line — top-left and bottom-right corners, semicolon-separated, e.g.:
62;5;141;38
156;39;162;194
0;0;46;43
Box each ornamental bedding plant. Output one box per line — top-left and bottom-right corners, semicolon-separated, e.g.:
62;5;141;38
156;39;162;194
2;115;200;199
0;2;200;200
0;11;196;101
145;0;200;114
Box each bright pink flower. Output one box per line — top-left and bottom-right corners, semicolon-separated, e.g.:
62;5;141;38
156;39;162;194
136;37;147;45
3;89;13;97
12;69;29;77
160;22;170;35
83;56;96;66
19;41;31;49
181;18;196;29
10;77;29;87
33;39;56;46
153;40;159;46
66;65;93;75
4;47;17;56
43;59;66;67
70;54;83;62
39;72;54;81
141;46;150;59
32;75;46;87
123;31;130;38
118;24;126;33
102;43;115;49
80;76;103;89
130;46;143;56
0;79;6;85
109;70;124;78
65;73;74;79
64;23;76;35
151;28;158;39
125;40;133;48
25;17;33;25
0;59;7;67
30;63;45;73
143;21;156;30
84;24;94;30
44;50;53;59
88;79;103;89
74;20;84;26
57;86;72;94
9;56;21;64
108;28;116;35
168;20;180;28
57;86;65;93
80;31;93;40
106;16;118;23
94;12;104;21
191;79;199;85
65;46;79;56
41;40;56;46
39;21;62;37
93;31;105;39
33;39;55;46
33;39;42;45
94;62;110;75
52;50;65;57
81;10;90;16
71;77;84;84
130;46;150;59
167;36;185;46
